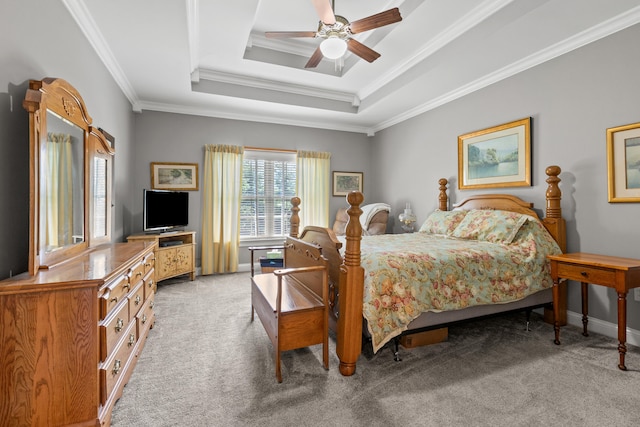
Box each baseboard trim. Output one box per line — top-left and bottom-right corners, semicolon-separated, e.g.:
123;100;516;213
566;310;640;348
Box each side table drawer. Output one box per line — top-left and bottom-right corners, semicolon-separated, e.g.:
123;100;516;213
557;263;616;285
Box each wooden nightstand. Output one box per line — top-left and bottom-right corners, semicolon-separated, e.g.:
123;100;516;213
548;252;640;370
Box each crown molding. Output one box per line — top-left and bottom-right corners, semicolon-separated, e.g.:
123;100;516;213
373;4;640;133
358;0;514;101
62;0;139;107
136;100;373;135
198;68;359;105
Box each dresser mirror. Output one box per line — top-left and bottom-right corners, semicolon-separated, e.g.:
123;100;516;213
23;78;114;274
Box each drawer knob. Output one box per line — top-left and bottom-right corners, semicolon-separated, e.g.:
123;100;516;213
115;318;124;332
148;279;154;288
135;295;141;305
150;301;154;309
136;271;143;278
123;283;131;291
128;333;136;346
141;314;147;324
112;359;121;375
581;271;588;277
110;296;118;304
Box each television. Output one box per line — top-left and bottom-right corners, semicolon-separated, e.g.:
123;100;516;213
143;189;189;233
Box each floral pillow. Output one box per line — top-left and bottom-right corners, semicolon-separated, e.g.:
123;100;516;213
419;210;468;235
450;209;529;244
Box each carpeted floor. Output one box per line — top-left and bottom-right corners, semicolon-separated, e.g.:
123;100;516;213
111;273;640;426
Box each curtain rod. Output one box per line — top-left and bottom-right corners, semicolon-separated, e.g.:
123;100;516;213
244;146;297;153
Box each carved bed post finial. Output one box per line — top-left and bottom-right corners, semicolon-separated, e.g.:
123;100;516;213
290;196;301;238
345;191;364;267
438;178;449;211
545;166;562;219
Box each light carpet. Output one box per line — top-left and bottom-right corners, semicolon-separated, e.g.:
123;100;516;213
111;273;640;426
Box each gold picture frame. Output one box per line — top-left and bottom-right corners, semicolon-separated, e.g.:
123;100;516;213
150;162;199;191
458;117;531;190
333;171;363;196
607;122;640;203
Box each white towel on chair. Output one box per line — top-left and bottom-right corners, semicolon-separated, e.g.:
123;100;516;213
360;203;391;228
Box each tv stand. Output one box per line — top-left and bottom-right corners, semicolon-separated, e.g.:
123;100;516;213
128;231;196;282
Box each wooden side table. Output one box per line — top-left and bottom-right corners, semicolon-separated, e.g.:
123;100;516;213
548;252;640;370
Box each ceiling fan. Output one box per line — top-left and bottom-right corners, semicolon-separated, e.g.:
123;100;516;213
265;0;402;68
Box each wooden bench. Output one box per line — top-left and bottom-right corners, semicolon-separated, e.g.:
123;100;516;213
251;236;329;382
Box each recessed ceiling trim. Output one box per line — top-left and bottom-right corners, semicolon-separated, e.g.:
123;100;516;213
249;33;318;58
372;4;640;134
358;0;515;101
62;0;139;108
198;68;359;105
136;100;372;135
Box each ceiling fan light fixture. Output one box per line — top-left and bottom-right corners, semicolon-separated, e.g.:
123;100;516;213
320;36;347;59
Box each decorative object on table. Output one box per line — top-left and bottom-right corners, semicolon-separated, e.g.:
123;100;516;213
607;121;640;203
333;171;363;196
398;202;417;232
151;162;199;191
458;117;531;190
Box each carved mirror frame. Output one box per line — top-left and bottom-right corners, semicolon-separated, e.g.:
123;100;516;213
23;78;114;275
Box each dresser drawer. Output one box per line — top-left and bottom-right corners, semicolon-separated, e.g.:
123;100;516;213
100;273;132;319
99;299;130;362
130;260;146;287
143;269;156;301
143;252;155;274
100;321;137;405
137;291;156;337
557;263;616;286
129;281;145;320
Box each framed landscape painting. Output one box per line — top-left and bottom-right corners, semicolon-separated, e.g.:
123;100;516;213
151;162;199;191
607;122;640;203
333;171;363;196
458;118;531;190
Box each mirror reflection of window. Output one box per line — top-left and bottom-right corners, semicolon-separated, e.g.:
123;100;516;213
93;157;108;238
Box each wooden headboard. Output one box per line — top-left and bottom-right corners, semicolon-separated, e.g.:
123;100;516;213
436;165;566;252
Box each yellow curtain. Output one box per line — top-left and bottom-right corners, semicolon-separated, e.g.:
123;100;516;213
45;132;74;249
296;150;331;230
201;144;244;274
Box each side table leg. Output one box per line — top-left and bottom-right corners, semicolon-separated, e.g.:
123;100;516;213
617;292;628;371
553;279;561;345
581;282;589;337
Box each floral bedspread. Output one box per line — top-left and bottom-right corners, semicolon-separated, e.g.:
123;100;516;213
357;218;562;352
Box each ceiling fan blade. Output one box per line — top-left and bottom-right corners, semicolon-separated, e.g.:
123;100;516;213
311;0;336;25
265;31;317;39
305;46;324;68
348;8;402;34
346;39;381;63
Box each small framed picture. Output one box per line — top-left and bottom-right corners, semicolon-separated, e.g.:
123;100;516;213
607;122;640;203
458;117;531;190
333;171;363;196
150;162;199;191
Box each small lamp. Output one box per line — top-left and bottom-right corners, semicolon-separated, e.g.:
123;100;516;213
398;203;417;232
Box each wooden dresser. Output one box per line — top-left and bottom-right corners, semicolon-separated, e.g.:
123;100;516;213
0;241;156;426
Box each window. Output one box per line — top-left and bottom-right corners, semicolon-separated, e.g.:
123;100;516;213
241;150;296;240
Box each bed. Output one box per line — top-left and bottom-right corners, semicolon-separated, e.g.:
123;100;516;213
287;165;567;376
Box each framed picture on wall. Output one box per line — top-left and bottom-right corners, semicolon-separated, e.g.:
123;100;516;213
150;162;199;191
458;117;531;190
333;171;363;196
607;122;640;203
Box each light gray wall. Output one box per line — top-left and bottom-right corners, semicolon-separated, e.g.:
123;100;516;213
0;0;137;279
370;23;640;329
131;112;371;265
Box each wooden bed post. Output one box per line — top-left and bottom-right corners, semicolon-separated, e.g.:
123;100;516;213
542;166;566;253
336;191;365;376
438;178;449;211
542;165;568;326
290;196;300;238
